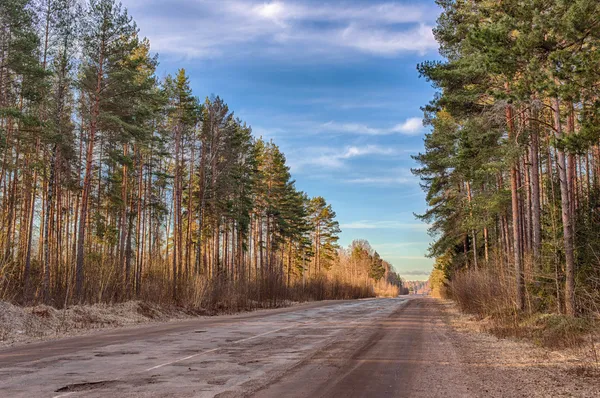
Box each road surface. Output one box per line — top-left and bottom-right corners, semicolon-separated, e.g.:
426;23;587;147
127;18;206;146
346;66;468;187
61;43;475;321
0;297;487;397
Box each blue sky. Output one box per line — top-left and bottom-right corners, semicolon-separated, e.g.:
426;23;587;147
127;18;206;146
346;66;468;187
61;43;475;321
121;0;441;280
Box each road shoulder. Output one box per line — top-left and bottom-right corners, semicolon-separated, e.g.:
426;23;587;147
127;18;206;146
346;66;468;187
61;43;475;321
441;300;600;397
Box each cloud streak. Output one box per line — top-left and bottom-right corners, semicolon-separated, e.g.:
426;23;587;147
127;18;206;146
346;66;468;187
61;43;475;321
287;144;397;172
343;168;416;186
345;176;412;185
373;242;430;249
399;269;432;275
248;2;430;25
122;0;439;60
340;221;430;230
321;117;424;136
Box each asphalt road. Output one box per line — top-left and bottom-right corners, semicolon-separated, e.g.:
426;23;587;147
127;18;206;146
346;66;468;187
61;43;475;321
0;297;465;397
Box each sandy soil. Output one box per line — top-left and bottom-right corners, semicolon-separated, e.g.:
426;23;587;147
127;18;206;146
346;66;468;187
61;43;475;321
0;301;198;347
442;300;600;397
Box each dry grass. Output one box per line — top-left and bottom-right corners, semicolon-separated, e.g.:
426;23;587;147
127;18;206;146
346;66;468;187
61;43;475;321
0;272;379;347
449;268;516;318
443;298;600;395
0;255;388;347
373;280;400;297
447;267;599;352
1;255;377;311
0;300;192;347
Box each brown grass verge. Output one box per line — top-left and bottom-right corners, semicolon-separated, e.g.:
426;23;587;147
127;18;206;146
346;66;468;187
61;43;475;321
447;267;600;354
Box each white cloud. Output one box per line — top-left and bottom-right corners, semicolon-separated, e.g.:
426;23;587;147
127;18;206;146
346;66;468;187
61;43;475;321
398;269;432;275
339;145;395;158
373;242;430;249
251;126;285;140
321;118;424;136
339;23;436;56
254;2;288;20
321;122;380;135
343;167;415;186
340;221;431;230
345;176;412;184
246;2;430;25
122;0;439;60
289;144;397;172
298;97;401;110
391;117;424;135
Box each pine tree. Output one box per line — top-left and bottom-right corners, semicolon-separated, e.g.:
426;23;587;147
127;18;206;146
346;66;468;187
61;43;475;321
76;0;145;300
164;69;198;298
42;0;79;302
417;0;600;316
0;0;401;307
369;251;385;282
308;197;340;274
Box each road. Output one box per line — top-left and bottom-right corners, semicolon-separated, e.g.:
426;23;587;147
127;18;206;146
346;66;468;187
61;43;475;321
0;297;473;397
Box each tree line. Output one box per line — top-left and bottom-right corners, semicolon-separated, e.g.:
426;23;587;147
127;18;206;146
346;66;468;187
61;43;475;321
0;0;404;307
415;0;600;316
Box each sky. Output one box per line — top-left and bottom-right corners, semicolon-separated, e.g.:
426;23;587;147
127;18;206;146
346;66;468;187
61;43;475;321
121;0;442;281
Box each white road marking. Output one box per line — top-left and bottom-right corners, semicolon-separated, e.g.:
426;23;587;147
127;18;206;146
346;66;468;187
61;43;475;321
52;392;76;398
145;347;220;371
232;324;297;344
144;323;299;372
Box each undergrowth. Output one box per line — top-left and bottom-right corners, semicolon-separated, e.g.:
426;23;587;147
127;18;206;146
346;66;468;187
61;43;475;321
446;267;599;351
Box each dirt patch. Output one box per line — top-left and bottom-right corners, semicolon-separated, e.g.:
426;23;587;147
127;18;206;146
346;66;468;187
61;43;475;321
94;350;140;357
55;380;121;392
0;300;192;347
207;378;229;385
442;300;600;397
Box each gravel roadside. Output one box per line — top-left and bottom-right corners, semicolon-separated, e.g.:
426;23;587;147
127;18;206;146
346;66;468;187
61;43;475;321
442;300;600;397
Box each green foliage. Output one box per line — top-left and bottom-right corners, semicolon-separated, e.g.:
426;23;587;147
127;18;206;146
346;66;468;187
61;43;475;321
369;252;385;282
308;196;340;271
0;0;405;306
420;0;600;317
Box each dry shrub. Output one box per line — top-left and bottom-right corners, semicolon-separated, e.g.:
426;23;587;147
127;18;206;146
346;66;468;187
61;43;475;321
0;300;195;345
566;365;600;379
136;301;164;319
449;268;515;318
1;249;379;316
577;274;600;318
525;314;594;349
0;260;20;303
449;268;530;340
268;273;374;304
136;268;376;313
373;280;400;297
448;266;599;350
429;268;448;298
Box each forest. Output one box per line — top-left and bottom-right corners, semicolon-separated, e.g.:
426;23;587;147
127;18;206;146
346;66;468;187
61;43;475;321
0;0;404;309
417;0;600;325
